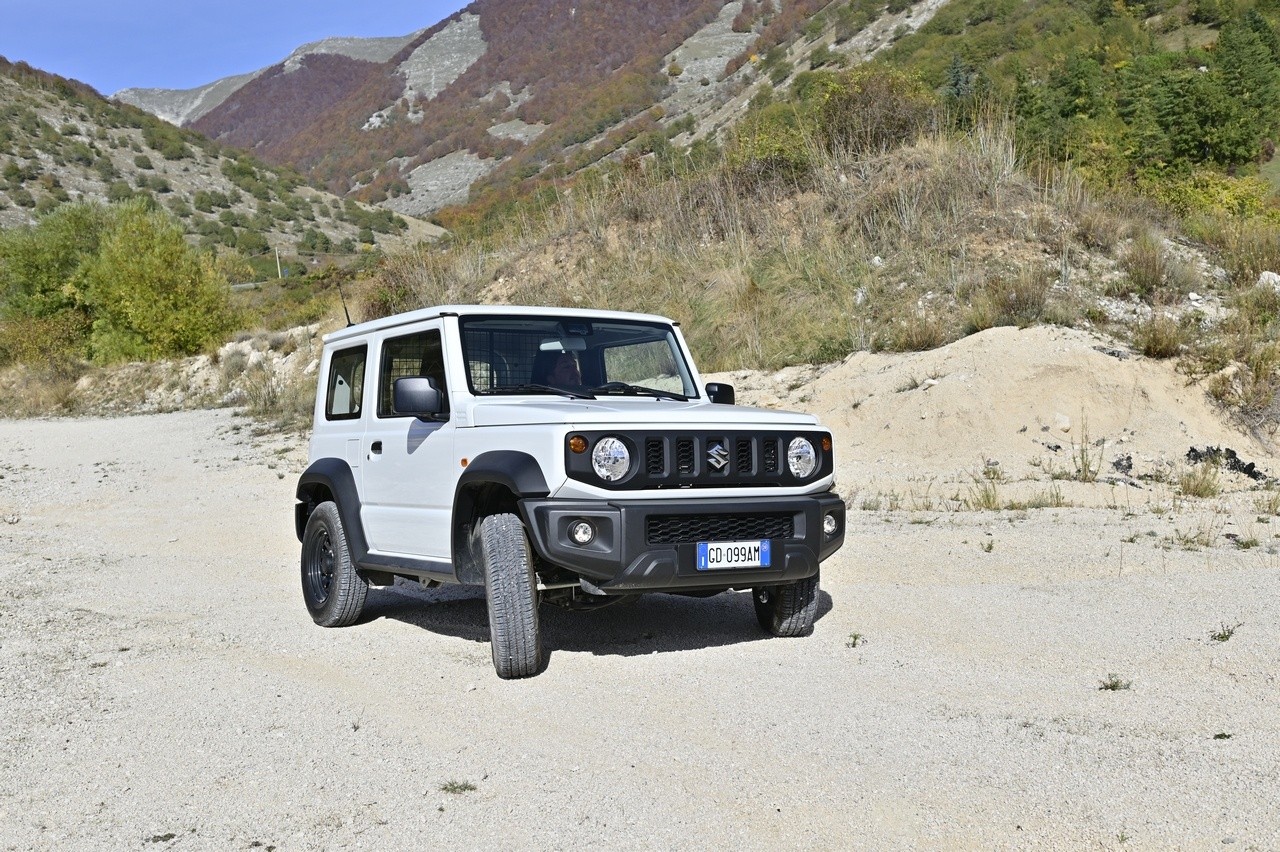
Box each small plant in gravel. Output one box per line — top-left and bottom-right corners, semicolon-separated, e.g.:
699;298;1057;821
1178;464;1221;498
981;538;995;552
440;780;477;794
1213;732;1233;740
967;478;1001;511
1172;514;1223;550
1209;622;1242;642
1071;419;1103;483
1254;488;1280;516
845;632;866;648
1098;673;1132;691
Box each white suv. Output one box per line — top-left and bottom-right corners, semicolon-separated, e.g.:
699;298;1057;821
295;305;845;678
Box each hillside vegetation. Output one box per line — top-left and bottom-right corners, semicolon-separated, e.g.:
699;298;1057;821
0;58;411;270
364;50;1280;434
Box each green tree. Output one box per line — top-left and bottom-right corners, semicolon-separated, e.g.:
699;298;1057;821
0;202;106;321
1214;19;1280;149
81;199;236;362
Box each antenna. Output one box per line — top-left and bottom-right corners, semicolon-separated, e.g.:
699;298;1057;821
336;280;354;327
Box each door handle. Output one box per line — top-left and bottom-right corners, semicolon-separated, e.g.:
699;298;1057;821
370;441;383;455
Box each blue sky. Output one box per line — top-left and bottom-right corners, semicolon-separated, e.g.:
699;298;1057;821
0;0;472;95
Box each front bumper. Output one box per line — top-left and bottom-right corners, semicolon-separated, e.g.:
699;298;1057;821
518;493;845;593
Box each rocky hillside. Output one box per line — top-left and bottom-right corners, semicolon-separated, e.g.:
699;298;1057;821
0;59;443;263
114;0;948;216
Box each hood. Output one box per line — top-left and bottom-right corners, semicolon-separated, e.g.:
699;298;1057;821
465;397;820;429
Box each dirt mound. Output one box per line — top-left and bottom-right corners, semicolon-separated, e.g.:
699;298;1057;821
712;326;1278;503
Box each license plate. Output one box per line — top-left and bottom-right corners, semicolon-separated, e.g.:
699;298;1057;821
696;540;771;570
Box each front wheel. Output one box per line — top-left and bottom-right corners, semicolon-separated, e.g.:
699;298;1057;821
752;573;819;637
301;501;368;627
478;513;544;679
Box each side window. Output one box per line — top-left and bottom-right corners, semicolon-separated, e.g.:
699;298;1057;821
326;345;367;421
378;329;450;418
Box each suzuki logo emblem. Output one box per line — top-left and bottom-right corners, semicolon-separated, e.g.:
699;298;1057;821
707;441;730;471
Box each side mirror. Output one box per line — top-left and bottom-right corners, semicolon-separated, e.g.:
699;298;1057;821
393;376;445;420
706;382;735;405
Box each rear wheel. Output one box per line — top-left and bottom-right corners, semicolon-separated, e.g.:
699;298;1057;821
753;573;819;637
301;501;368;627
478;513;544;679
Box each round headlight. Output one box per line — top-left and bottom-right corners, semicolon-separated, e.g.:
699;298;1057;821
591;437;631;482
788;437;817;478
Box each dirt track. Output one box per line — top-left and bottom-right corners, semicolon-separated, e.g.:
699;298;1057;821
2;409;1278;850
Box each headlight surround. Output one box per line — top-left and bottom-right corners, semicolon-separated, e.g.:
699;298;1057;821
591;436;632;482
787;437;817;479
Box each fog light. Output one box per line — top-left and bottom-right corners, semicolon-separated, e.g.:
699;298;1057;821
569;520;595;545
823;513;839;537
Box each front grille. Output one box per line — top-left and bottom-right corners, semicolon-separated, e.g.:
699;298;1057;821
646;512;795;545
566;430;829;490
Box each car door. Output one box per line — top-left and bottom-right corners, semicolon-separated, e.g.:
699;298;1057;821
358;321;456;560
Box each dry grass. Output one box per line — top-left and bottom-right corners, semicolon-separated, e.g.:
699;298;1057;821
365;121;1081;370
1133;314;1185;359
964;266;1052;332
0;364;81;417
1178;464;1222;498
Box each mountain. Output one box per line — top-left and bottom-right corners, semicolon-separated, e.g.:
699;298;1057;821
115;32;425;127
115;0;947;216
0;58;443;259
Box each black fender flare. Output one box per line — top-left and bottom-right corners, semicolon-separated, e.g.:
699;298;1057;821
451;451;550;584
294;458;369;563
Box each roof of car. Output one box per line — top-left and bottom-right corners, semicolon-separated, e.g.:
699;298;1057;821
323;304;679;344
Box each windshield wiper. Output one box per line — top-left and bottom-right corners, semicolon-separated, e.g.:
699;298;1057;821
484;383;596;400
589;381;689;401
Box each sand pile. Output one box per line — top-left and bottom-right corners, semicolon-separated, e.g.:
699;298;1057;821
712;325;1280;503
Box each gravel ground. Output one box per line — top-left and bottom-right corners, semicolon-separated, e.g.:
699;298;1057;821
1;410;1278;850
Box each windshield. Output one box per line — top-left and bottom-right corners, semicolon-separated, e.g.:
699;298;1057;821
459;315;698;399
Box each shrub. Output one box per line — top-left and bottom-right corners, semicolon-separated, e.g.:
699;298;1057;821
1115;231;1168;300
727;103;815;181
881;313;948;351
812;67;936;154
964;267;1051;331
1134;314;1185;358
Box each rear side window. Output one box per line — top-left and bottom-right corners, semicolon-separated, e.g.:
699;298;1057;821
326;345;367;420
378;329;450;418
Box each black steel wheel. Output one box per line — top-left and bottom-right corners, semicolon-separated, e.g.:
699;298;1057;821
301;501;367;627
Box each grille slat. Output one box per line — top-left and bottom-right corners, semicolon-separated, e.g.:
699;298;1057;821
735;438;753;475
676;438;696;475
646;438;665;476
646;513;795;545
763;439;779;474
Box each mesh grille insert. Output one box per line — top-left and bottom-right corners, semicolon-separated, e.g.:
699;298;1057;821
646;513;794;545
645;438;665;476
763;439;779;474
676;438;695;475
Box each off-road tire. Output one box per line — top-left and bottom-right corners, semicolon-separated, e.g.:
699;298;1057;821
301;501;368;627
753;573;819;637
478;513;543;679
